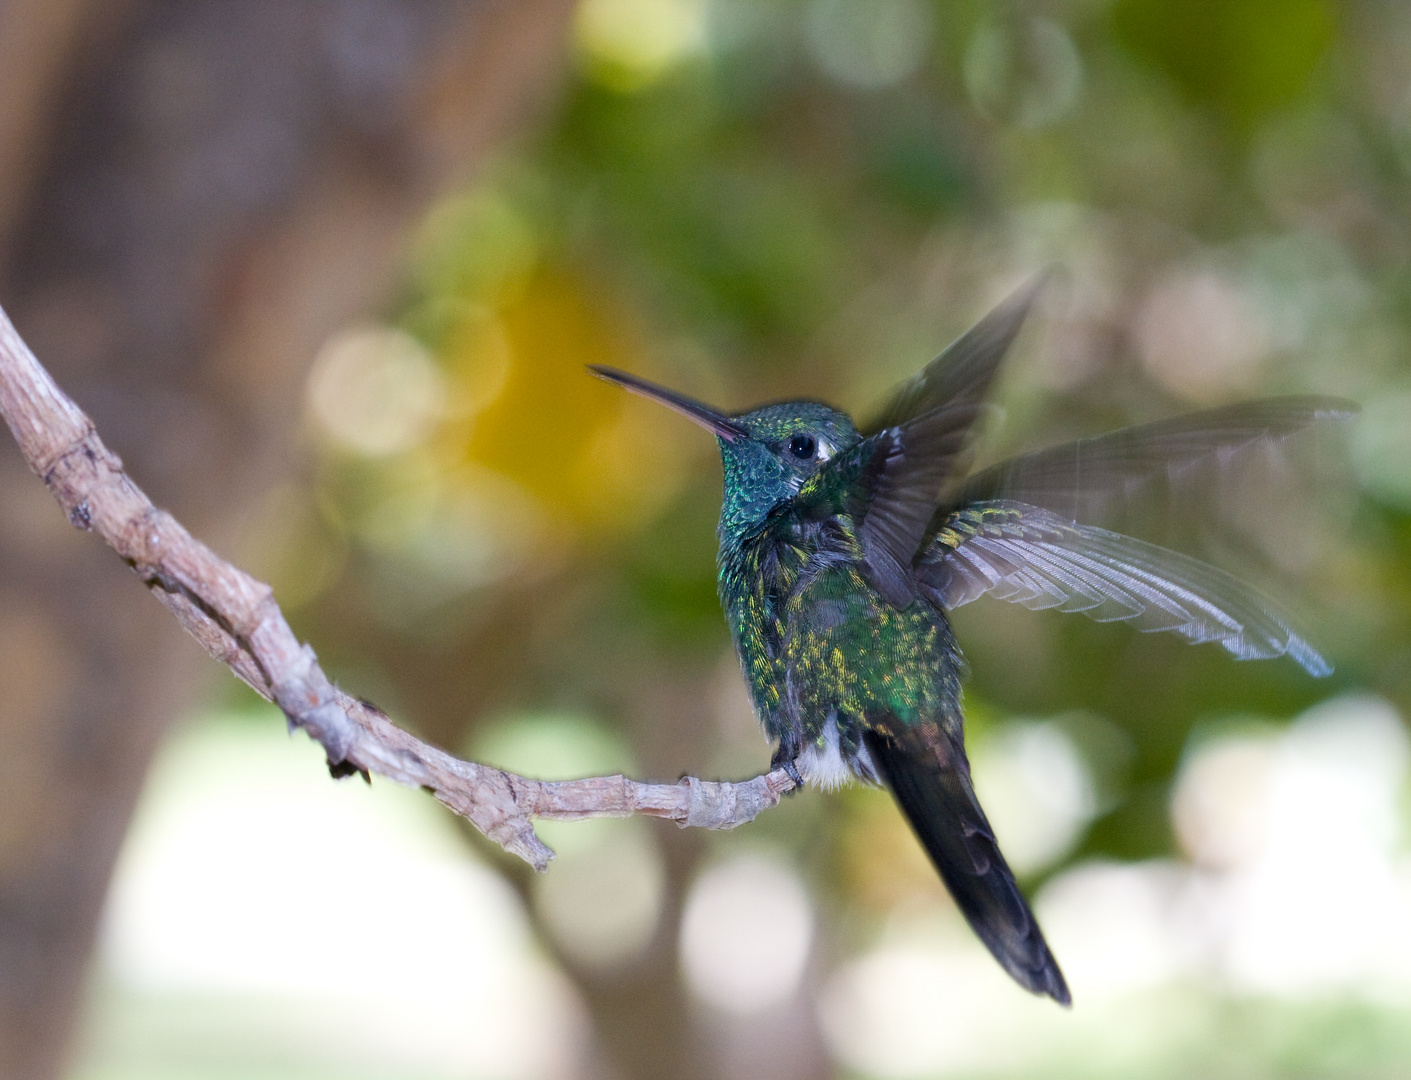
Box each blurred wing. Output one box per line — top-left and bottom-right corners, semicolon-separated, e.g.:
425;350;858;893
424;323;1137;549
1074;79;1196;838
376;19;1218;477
915;501;1331;676
864;720;1070;1005
951;397;1358;520
864;274;1047;436
853;279;1044;605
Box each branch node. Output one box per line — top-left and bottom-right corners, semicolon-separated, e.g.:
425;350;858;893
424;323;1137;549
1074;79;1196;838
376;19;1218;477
683;774;777;830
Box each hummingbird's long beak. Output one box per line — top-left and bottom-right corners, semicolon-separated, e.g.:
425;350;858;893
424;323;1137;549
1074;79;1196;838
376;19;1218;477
590;366;747;443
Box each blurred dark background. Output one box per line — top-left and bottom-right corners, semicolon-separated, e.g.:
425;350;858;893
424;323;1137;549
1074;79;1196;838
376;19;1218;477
2;1;1410;1079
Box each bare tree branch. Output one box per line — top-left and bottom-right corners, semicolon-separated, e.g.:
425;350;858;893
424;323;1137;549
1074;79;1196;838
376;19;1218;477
0;302;794;870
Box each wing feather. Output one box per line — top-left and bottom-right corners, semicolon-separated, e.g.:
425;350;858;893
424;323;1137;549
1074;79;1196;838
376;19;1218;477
853;279;1044;603
916;501;1331;676
951;397;1358;520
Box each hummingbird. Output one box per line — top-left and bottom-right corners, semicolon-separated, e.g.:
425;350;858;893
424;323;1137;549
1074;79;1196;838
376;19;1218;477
590;280;1350;1005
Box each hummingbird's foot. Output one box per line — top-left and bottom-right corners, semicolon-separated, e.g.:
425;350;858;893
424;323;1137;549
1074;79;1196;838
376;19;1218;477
781;759;804;791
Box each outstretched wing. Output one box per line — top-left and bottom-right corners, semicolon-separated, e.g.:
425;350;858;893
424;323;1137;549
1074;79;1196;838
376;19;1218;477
915;501;1331;676
851;278;1045;605
864;719;1071;1005
950;397;1358;521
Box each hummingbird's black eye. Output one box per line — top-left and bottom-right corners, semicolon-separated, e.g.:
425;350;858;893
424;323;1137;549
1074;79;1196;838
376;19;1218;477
788;434;817;460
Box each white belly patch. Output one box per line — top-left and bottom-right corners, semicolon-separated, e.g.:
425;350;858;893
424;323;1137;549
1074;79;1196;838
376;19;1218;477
797;717;874;790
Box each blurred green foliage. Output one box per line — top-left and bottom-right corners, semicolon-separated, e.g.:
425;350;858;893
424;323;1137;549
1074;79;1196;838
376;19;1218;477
1112;0;1335;132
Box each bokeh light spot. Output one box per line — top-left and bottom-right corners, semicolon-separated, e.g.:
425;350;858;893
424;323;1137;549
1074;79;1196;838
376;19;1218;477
1135;269;1271;403
964;16;1083;128
409;190;538;307
576;0;707;91
308;324;444;456
971;721;1097;875
818;920;1054;1078
679;852;814;1012
1185;695;1411;995
476;712;637;783
1351;384;1411;512
96;711;586;1079
805;0;934;91
355;461;552;594
536;821;665;970
1171;728;1278;869
1036;860;1191;999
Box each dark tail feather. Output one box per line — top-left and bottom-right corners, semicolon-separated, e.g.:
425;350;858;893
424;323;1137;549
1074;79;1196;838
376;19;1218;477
865;729;1071;1006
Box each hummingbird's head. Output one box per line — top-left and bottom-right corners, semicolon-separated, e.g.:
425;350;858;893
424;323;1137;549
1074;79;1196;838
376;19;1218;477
727;397;856;479
589;367;859;538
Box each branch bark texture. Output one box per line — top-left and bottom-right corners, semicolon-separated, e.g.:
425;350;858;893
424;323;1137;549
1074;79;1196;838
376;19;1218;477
0;303;793;870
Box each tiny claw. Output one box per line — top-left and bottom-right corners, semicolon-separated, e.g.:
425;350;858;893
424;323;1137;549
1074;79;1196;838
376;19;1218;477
782;760;804;791
327;759;370;784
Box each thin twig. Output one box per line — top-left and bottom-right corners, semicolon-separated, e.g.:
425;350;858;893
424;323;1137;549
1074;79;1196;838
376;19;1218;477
0;303;793;870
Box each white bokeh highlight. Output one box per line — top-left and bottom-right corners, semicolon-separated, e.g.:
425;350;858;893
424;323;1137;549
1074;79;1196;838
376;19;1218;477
679;852;814;1013
95;712;585;1079
971;721;1097;875
307;324;445;456
1174;694;1411;995
536;821;666;970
